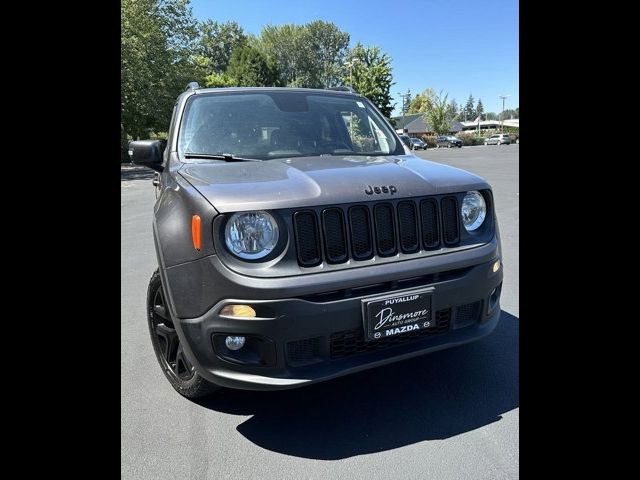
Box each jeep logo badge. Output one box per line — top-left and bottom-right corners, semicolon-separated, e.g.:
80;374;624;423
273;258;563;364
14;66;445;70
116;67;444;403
364;185;397;195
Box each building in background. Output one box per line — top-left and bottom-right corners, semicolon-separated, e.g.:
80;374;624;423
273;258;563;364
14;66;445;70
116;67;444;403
391;115;518;137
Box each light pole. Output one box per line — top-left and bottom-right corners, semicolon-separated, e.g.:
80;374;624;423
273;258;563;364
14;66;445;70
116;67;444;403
398;89;411;134
499;94;510;133
345;59;359;88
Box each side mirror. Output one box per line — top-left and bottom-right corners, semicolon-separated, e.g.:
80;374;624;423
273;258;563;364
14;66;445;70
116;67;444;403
129;140;165;172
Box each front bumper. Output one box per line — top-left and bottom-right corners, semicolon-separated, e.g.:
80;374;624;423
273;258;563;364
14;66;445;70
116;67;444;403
160;240;503;391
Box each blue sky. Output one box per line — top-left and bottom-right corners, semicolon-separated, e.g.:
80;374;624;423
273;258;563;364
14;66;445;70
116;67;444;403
190;0;519;117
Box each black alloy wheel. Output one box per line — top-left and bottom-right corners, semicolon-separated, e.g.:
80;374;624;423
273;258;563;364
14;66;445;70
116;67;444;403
146;270;219;398
150;282;195;382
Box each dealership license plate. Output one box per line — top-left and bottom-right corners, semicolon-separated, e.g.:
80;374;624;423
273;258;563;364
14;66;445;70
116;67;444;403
362;288;434;342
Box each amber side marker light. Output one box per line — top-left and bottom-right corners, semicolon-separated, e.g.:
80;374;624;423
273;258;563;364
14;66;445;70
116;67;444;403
191;215;201;251
220;305;257;317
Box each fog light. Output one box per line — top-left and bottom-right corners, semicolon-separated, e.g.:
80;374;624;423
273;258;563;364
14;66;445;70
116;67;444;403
492;259;501;273
225;336;246;350
220;304;256;317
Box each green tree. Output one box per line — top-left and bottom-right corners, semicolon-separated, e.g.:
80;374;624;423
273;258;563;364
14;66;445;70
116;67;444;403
476;99;484;119
407;88;435;113
485;112;499;120
203;72;234;88
197;20;247;75
121;0;199;160
424;91;453;135
342;43;395;118
463;94;475;122
257;21;349;88
448;99;459;121
502;108;519;119
402;92;412;113
304;20;351;87
225;46;280;86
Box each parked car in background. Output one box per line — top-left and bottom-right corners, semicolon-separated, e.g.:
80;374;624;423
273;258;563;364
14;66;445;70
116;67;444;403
436;135;462;148
484;134;511;146
399;135;412;150
410;137;427;150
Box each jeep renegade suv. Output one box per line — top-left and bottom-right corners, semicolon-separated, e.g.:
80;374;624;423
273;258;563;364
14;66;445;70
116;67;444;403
130;84;503;398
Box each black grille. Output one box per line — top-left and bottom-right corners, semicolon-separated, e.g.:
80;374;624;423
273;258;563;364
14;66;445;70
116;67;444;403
293;211;321;267
420;199;440;249
292;194;470;267
397;201;419;253
349;206;373;260
286;337;321;366
374;203;397;256
330;309;451;359
455;300;482;328
322;209;348;263
441;196;460;245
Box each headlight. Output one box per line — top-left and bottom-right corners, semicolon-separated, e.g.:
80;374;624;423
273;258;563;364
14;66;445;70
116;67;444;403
224;211;279;260
461;191;486;231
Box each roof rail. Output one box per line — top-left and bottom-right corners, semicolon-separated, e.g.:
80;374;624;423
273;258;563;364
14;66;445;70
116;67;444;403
185;82;200;91
327;86;358;94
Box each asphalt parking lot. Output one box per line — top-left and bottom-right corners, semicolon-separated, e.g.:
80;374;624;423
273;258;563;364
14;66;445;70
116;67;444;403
121;144;519;479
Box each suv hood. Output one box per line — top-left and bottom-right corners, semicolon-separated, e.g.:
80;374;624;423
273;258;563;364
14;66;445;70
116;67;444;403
178;155;489;213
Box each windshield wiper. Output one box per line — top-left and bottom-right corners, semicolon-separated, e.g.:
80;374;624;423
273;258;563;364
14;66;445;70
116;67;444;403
183;152;263;162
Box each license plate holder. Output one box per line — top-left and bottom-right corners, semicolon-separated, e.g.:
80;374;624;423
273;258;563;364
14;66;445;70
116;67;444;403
362;288;434;342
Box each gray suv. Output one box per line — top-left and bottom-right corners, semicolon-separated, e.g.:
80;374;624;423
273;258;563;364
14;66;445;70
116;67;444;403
484;134;511;145
130;84;503;398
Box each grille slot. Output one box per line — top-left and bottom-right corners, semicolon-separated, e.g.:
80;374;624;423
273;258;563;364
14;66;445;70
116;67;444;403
374;203;397;256
441;196;460;246
293;211;321;267
322;208;348;263
348;206;373;260
420;198;440;249
286;337;321;366
330;309;452;359
397;201;419;253
455;300;482;328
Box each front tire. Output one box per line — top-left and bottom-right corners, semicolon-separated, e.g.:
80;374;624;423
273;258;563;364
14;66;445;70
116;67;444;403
147;270;220;398
497;141;502;146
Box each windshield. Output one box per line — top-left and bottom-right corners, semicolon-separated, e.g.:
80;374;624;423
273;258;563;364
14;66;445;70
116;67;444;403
177;91;402;161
